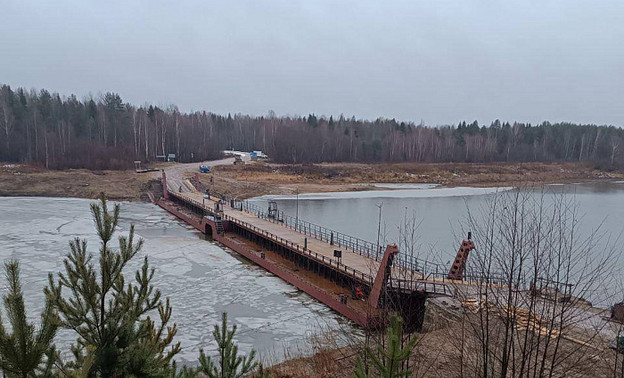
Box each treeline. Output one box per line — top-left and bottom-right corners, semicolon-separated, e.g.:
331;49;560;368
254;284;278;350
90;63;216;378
1;84;623;169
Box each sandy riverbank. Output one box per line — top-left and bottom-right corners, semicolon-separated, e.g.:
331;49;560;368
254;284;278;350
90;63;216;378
0;161;621;201
200;161;622;200
0;163;161;201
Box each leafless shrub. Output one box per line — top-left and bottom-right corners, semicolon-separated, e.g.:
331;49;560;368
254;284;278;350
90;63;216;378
449;186;620;377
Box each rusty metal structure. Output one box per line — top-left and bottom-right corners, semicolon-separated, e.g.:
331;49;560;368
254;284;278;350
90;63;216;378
156;171;469;329
447;232;475;280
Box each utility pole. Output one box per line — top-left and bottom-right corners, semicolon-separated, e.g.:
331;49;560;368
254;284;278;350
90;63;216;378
376;202;383;260
296;187;299;230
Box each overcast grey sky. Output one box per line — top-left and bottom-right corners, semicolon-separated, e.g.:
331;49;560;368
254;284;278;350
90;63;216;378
1;1;623;125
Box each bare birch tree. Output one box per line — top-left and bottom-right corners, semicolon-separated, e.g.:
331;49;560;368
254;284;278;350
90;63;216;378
452;187;619;377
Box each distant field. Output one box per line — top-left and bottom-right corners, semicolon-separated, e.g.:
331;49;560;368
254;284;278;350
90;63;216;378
0;163;160;201
205;161;622;200
0;161;620;201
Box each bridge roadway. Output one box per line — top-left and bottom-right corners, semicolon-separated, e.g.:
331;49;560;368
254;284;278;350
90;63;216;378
156;164;503;328
162;162;461;296
174;189;432;287
162;159;394;284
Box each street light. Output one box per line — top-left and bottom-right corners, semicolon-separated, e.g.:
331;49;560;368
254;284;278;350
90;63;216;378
376;202;383;260
295;187;299;231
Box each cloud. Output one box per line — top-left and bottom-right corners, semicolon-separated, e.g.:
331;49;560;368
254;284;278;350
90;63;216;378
1;0;623;125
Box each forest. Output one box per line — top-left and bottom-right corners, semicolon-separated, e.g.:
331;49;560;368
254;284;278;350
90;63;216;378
1;84;622;170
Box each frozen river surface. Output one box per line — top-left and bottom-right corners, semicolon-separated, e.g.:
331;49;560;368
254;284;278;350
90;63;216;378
0;197;349;364
251;182;624;265
3;181;624;364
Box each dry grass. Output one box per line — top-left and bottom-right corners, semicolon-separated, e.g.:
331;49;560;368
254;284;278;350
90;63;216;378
262;331;360;378
0;163;160;201
266;298;619;378
2;161;621;202
204;161;622;200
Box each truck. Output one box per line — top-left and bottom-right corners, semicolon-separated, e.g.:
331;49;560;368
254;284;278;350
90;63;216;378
250;150;268;161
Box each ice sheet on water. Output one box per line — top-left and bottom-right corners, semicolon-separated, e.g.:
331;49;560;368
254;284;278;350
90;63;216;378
369;183;440;190
256;186;513;201
0;197;349;365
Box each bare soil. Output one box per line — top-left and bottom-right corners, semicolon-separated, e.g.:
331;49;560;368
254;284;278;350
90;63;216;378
204;161;622;200
265;298;616;378
1;161;621;201
0;163;161;201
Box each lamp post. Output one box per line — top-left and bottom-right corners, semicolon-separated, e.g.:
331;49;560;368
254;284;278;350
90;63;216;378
295;187;299;231
376;202;383;260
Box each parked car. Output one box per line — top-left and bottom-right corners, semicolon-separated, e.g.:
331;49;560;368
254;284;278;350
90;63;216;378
199;165;211;173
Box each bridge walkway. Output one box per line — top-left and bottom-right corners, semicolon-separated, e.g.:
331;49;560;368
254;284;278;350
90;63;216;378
175;190;432;287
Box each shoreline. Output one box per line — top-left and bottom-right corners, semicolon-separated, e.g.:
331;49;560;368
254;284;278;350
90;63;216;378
2;162;622;377
198;161;623;200
0;161;621;202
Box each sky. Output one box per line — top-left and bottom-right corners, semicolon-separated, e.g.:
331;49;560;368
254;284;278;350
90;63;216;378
1;0;623;126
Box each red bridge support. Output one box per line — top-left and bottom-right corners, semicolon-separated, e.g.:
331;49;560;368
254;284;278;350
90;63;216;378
155;192;439;330
368;244;399;309
448;235;474;280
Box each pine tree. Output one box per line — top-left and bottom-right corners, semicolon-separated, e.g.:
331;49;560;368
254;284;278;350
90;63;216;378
52;346;95;378
353;314;417;378
46;193;180;377
0;260;58;378
197;312;258;378
253;363;274;378
170;361;198;378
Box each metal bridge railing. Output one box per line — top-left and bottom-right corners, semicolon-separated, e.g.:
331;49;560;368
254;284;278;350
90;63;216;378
166;190;375;283
165;189;469;296
222;213;375;284
239;201;384;262
393;253;446;277
168;191;207;211
424;270;508;286
168;187;445;276
389;278;455;297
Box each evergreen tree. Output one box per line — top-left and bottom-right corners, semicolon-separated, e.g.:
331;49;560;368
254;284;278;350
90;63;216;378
53;346;95;378
197;312;258;378
253;364;273;378
0;260;58;378
170;362;198;378
353;314;417;378
46;193;180;377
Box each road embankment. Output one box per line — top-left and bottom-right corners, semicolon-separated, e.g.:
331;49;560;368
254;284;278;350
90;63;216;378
203;161;622;200
0;163;161;201
1;161;621;201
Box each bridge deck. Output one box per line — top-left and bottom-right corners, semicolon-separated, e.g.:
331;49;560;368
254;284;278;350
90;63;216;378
176;191;427;286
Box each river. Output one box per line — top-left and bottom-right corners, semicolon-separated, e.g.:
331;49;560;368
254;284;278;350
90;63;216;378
1;181;623;364
0;197;352;365
250;182;624;266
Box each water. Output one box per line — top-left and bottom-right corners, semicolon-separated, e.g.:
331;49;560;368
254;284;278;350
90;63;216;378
0;197;350;364
2;182;624;363
250;182;624;267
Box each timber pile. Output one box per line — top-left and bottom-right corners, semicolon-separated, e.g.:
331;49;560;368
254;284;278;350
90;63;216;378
461;299;599;349
462;297;559;338
508;306;560;338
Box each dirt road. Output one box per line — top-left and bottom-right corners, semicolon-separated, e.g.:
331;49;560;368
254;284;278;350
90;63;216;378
0;161;620;201
163;157;236;192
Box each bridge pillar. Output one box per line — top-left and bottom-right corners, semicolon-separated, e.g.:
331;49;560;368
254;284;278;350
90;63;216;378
162;170;169;200
368;244;399;310
448;235;474;280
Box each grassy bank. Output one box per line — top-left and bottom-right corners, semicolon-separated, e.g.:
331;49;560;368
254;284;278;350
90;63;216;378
203;161;622;200
0;163;161;201
1;161;621;201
